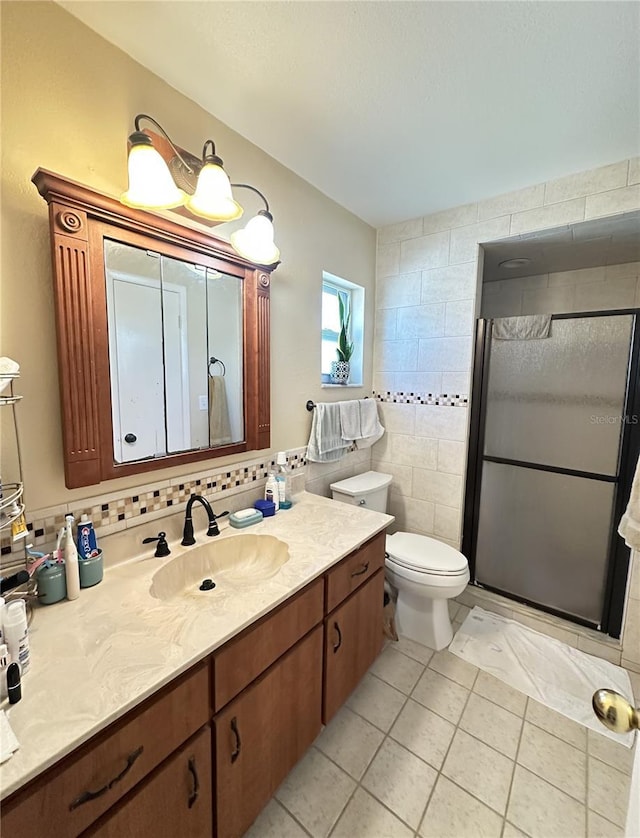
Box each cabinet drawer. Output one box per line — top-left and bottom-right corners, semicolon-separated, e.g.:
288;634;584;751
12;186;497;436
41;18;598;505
214;627;323;838
324;570;385;723
85;727;212;838
325;531;386;613
2;662;210;838
213;577;323;711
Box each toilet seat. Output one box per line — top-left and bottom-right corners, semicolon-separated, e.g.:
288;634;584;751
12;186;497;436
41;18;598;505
386;532;468;576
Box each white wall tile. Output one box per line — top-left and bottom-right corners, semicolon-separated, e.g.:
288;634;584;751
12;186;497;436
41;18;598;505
629;157;640;186
396;304;445;338
395;372;442;394
449;217;511;264
377;242;401;278
378;217;424;245
389;493;435;535
377;402;417;435
389;434;438;469
478;184;545;221
413;468;463;508
400;231;450;272
437;439;467;475
510;198;585;235
415;405;468;441
422;262;480;304
373;372;396;393
445;299;475;337
434;504;462;541
377;273;422;309
606;261;640;281
573;276;636;312
370;460;413;496
422;203;478;235
548;266;605;287
585;184;640;219
521;285;575;315
374;308;397;340
418;336;473;372
544;161;629;204
480;290;523;318
441;371;471;396
376;339;419;371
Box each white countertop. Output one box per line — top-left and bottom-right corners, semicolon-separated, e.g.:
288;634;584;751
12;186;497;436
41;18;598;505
0;492;393;800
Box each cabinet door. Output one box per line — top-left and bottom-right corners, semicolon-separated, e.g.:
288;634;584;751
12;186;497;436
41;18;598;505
323;569;385;723
86;726;212;838
214;627;323;838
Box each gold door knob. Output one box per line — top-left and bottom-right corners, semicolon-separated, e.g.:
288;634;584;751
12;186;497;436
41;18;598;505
592;689;639;734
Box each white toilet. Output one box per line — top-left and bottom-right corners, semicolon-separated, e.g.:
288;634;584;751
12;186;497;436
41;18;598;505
330;471;470;650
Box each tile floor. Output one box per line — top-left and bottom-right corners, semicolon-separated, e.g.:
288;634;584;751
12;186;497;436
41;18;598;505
246;623;635;838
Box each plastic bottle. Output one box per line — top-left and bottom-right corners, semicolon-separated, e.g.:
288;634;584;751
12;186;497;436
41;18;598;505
275;452;291;508
265;472;279;512
3;600;30;674
64;514;80;601
77;514;98;559
0;643;8;699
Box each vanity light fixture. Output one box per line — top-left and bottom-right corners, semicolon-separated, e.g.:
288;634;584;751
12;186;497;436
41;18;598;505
120;114;280;265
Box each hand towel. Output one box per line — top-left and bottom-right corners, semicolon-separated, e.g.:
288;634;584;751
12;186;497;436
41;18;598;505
339;399;385;449
208;375;233;447
493;315;551;340
619;454;640;550
306;402;350;462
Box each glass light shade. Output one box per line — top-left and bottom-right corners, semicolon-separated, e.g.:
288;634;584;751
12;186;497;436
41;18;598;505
121;143;186;210
230;212;281;266
185;163;243;221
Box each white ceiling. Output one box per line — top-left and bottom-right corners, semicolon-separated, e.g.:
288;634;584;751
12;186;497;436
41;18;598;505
58;1;640;228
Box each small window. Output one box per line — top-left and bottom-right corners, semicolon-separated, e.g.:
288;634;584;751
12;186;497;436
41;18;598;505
321;272;364;385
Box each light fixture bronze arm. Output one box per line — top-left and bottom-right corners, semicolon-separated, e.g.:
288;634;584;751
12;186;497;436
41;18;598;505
230;183;271;215
133;113;196;175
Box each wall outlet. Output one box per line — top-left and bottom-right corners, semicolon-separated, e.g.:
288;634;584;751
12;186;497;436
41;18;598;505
198;395;208;411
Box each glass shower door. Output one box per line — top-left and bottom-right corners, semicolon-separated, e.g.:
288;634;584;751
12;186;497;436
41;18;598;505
474;314;634;625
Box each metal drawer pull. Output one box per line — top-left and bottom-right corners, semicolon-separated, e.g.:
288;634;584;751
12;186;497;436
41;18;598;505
351;561;369;578
230;717;241;763
187;756;200;808
69;745;144;810
333;621;342;653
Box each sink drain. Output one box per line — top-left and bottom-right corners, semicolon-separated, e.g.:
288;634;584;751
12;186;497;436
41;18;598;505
199;578;216;591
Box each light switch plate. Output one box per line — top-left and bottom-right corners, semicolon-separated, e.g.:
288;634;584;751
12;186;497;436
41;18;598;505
198;395;208;411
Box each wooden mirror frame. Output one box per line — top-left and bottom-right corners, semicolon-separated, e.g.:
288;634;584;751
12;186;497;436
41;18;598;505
33;169;272;489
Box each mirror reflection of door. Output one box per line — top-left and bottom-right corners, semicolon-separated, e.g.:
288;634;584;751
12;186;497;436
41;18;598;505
104;239;244;464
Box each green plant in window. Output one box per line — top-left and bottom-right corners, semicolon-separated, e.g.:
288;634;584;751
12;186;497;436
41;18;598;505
337;294;354;362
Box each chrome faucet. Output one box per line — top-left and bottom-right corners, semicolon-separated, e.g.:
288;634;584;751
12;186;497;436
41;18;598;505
181;495;228;546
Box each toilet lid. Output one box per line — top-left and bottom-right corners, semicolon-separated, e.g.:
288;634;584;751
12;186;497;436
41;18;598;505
386;532;468;574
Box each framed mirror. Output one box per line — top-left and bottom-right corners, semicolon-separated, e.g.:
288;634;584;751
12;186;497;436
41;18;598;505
33;169;272;489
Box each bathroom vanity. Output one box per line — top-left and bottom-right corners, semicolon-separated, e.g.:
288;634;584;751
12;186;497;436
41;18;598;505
0;493;392;838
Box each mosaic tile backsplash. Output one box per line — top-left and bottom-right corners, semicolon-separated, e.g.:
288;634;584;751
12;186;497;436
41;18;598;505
1;449;308;562
373;390;469;407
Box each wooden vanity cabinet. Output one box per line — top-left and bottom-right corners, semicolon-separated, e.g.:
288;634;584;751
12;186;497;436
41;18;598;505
323;570;385;722
213;627;323;838
84;727;212;838
1;530;388;838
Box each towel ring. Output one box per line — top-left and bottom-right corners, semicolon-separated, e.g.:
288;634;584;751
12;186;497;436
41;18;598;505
208;356;226;377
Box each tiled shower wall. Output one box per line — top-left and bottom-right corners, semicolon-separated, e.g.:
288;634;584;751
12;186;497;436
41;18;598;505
481;261;640;319
372;157;640;661
372;157;640;551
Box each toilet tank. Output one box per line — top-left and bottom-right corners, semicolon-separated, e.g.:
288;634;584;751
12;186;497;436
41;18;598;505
330;471;392;513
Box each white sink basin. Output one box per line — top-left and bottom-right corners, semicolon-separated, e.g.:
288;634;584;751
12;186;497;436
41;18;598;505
149;534;290;601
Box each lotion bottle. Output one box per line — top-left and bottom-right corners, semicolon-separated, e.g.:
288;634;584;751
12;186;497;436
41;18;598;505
64;514;80;601
265;472;279;512
3;600;30;674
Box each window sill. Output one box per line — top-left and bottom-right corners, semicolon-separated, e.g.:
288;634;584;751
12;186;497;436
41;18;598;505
321;383;365;388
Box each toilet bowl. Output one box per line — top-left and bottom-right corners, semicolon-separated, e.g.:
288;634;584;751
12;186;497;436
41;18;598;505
330;471;470;650
385;532;469;650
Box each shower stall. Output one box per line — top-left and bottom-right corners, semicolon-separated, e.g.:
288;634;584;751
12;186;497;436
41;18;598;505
463;310;640;637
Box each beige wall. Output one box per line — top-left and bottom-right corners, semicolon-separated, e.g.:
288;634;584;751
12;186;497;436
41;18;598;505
0;1;376;510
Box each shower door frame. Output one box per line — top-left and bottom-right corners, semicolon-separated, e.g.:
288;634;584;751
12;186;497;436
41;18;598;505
462;308;640;638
